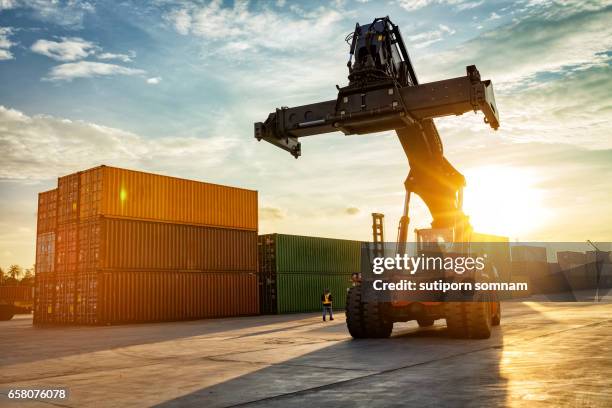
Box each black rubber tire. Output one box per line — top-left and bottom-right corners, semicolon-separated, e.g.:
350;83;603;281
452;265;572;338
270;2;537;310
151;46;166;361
364;301;393;338
445;301;492;339
346;286;367;338
417;318;435;327
492;301;501;326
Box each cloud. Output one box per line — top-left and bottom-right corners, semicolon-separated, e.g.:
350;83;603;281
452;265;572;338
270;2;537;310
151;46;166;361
498;66;612;150
260;206;285;220
396;0;463;11
0;105;239;180
0;27;15;60
345;207;360;215
44;61;145;81
146;76;162;85
0;0;17;9
165;8;192;35
408;24;456;48
161;1;350;105
0;27;13;49
1;0;94;28
164;0;343;55
415;5;612;88
438;24;455;34
31;37;97;61
487;12;501;20
97;51;134;63
519;0;610;20
455;0;483;11
30;37;140;80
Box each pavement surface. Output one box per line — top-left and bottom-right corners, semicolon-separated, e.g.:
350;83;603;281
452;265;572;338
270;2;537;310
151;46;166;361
0;301;611;407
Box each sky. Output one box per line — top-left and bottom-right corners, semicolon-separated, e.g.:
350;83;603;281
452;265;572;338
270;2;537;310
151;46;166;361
0;0;611;269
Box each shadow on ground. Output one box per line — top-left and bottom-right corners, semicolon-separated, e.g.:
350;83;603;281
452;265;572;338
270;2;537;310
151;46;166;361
0;313;324;366
153;322;510;408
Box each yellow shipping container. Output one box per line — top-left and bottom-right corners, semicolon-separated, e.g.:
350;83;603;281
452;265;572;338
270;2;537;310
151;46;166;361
59;165;257;231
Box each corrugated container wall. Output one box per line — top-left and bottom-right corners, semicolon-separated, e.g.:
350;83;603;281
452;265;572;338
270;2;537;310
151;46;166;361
81;166;257;230
34;165;259;325
37;189;57;234
557;251;597;290
274;234;362;273
34;189;57;323
258;234;361;314
99;217;257;271
510;245;548;282
35;233;55;274
470;232;510;282
276;273;352;313
511;245;547;263
0;286;33;303
97;271;258;324
511;261;549;279
34;274;54;323
586;251;612;288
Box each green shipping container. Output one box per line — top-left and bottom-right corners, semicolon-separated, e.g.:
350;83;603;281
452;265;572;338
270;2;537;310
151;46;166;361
258;234;361;314
277;273;353;313
273;234;362;273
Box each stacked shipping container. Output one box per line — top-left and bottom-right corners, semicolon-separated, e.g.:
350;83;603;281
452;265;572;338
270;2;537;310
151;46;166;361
510;245;548;287
557;251;597;291
507;247;611;295
258;234;361;314
35;189;57;320
34;166;258;324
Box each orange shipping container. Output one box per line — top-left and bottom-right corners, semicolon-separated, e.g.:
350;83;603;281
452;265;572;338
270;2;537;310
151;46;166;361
59;166;258;230
35;232;55;274
72;216;257;271
33;274;55;324
37;189;57;234
0;286;34;303
56;223;78;275
96;271;259;324
57;173;80;225
35;271;259;325
35;165;260;325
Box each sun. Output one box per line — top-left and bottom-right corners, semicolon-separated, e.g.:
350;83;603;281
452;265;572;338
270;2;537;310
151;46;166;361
462;166;548;239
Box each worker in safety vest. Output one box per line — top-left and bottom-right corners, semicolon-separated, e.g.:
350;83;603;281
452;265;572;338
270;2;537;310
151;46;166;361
321;288;334;321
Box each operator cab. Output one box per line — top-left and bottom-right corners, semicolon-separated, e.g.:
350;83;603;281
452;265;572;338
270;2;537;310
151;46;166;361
415;227;471;255
347;17;418;87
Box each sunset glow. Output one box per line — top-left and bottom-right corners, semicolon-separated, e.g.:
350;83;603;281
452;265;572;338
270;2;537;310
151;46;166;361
463;166;549;239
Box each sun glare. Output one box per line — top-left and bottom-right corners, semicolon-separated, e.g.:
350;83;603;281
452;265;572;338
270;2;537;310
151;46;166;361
463;166;548;239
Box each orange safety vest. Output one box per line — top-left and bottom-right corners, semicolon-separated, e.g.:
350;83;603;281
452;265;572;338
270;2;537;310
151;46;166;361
323;294;332;305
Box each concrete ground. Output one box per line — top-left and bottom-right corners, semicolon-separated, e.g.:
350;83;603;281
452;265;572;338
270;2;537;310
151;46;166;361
1;301;611;407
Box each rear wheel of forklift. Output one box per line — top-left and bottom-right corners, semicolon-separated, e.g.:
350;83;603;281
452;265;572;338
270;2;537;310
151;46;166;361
445;301;492;339
346;286;367;338
364;301;393;338
346;285;393;338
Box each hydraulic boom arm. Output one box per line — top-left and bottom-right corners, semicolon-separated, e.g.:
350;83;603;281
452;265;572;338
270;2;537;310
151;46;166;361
254;17;499;243
254;65;498;158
